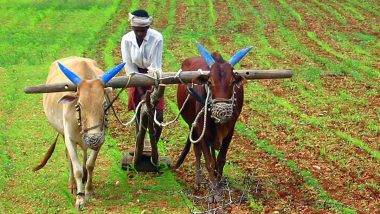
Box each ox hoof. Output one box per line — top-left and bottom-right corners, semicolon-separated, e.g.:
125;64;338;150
208;192;222;203
75;195;86;211
195;171;204;188
121;149;171;172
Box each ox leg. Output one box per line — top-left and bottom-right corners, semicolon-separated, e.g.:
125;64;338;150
134;111;147;166
66;148;76;194
211;147;217;163
85;148;100;200
191;129;203;188
201;141;217;184
216;130;234;181
200;139;223;203
82;149;88;184
64;133;85;210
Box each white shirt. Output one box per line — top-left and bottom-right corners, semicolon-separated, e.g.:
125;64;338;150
120;28;163;75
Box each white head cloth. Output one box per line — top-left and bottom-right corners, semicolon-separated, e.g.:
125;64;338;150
129;13;153;27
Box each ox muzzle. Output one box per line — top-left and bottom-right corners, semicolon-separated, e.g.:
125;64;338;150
83;132;104;151
208;85;236;124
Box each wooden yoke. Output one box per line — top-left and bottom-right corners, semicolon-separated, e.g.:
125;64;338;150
24;69;292;94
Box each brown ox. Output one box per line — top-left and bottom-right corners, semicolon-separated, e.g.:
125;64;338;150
38;57;124;210
174;44;251;187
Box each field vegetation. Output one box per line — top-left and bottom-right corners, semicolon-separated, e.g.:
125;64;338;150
0;0;379;213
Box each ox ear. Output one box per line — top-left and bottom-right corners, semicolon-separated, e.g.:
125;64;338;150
101;62;126;84
229;46;253;66
57;62;82;85
196;42;215;68
233;72;247;87
58;94;78;104
104;87;112;97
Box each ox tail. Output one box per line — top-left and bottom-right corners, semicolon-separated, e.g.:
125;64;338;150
173;137;191;169
33;133;60;172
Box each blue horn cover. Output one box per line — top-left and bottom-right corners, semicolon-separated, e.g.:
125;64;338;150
101;62;126;84
196;42;215;68
57;62;82;85
229;46;253;66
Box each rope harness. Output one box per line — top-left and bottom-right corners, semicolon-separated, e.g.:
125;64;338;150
188;85;211;143
103;69;238;145
74;101;108;151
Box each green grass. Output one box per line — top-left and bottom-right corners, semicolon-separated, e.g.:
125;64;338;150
278;0;304;26
1;0;380;212
311;0;347;25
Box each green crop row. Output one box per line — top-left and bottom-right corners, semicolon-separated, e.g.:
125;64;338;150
235;122;357;214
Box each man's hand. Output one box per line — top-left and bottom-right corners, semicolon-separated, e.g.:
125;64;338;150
147;68;162;79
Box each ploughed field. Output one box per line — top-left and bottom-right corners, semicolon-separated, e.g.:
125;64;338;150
0;0;379;213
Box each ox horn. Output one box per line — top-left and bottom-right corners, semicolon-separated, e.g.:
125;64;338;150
229;46;253;66
196;42;215;68
57;62;82;85
101;62;126;84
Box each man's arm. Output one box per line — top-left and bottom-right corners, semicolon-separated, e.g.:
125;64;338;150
121;37;138;74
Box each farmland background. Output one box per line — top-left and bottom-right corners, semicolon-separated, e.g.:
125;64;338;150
0;0;379;213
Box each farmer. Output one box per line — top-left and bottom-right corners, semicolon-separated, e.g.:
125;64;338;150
120;9;165;167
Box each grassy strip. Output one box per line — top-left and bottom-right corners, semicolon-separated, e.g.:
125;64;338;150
328;31;377;63
339;2;365;22
246;80;379;167
336;132;380;162
238;0;379;165
346;0;380;17
206;0;218;48
162;0;179;70
103;18;128;68
311;0;346;24
235;122;357;214
307;31;379;79
102;0;140;68
268;0;379;81
229;0;284;69
277;0;304;26
0;68;10;195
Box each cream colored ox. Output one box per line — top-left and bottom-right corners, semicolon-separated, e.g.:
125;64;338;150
40;56;124;210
